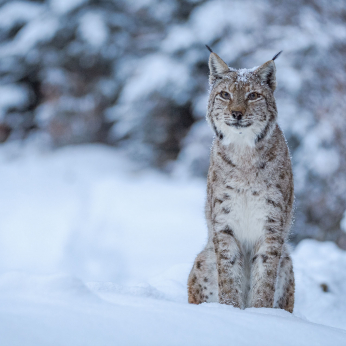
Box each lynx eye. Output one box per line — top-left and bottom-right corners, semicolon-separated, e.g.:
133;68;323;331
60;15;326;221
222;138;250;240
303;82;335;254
248;92;259;100
220;91;231;100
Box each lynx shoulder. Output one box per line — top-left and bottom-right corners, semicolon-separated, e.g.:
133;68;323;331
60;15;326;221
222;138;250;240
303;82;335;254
188;49;295;312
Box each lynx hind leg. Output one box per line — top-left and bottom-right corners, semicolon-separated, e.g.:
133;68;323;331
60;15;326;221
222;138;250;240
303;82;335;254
188;245;218;304
274;245;295;313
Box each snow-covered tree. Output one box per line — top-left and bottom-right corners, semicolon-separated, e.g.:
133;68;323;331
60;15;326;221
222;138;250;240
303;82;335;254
0;0;346;247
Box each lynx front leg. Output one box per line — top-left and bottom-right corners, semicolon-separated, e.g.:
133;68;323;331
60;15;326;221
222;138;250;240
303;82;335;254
274;245;295;313
213;227;244;308
249;233;283;309
188;243;218;304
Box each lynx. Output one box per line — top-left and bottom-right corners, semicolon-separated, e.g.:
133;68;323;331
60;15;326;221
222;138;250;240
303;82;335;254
188;48;295;313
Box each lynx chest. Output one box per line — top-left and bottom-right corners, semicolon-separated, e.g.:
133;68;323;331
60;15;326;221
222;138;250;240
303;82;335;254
211;166;270;247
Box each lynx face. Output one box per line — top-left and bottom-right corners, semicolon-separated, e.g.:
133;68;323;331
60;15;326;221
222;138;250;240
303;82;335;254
207;54;278;146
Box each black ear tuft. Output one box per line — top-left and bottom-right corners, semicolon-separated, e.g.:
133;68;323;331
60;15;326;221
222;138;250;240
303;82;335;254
205;45;213;53
272;51;282;61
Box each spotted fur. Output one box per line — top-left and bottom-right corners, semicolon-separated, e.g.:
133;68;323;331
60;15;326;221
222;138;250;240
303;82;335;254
188;51;295;312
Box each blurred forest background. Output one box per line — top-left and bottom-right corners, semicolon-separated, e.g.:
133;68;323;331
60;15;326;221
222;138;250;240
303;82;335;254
0;0;346;248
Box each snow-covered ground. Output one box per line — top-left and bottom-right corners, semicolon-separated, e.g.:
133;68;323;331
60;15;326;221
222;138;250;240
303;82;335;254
0;143;345;345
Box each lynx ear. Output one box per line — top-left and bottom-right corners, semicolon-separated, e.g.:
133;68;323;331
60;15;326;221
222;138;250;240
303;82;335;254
206;45;229;83
255;60;277;91
209;52;229;75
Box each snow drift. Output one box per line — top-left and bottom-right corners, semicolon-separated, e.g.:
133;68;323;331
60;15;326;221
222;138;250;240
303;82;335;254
0;143;345;345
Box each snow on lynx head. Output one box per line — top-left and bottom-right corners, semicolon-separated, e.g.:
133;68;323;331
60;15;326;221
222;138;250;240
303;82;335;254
206;48;282;147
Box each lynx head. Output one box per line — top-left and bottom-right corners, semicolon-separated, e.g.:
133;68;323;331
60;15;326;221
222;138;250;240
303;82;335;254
206;48;281;147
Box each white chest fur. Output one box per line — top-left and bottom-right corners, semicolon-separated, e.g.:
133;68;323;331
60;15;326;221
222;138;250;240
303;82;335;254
214;181;268;248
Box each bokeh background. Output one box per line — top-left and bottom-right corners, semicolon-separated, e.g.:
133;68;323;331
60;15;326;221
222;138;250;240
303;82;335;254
0;0;346;283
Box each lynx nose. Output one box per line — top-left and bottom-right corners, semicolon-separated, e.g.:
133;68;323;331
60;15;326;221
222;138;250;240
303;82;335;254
231;111;243;120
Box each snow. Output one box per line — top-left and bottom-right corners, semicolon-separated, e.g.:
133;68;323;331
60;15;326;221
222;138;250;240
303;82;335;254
163;1;261;51
192;93;209;119
0;143;205;282
0;84;29;119
109;53;191;142
0;143;345;345
119;54;190;104
174;120;213;177
236;66;259;82
294;240;346;330
1;273;346;346
312;148;340;176
49;0;88;14
78;12;109;48
1;14;59;56
0;0;344;245
0;1;44;30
